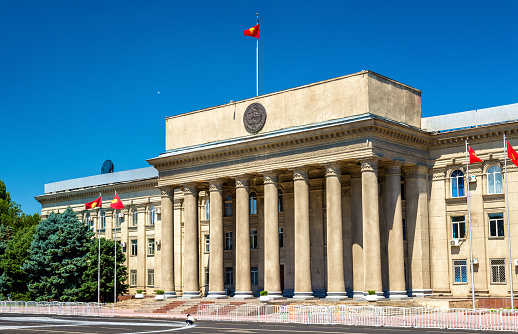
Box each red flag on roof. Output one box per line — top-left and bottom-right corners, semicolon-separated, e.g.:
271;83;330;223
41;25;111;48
85;196;102;209
507;141;518;167
468;147;483;164
110;192;124;210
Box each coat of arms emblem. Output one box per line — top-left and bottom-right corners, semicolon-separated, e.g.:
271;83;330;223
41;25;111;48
243;103;267;133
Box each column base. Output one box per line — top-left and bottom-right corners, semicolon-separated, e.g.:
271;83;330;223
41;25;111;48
165;291;177;299
233;291;254;299
352;291;365;300
267;291;283;299
182;291;201;299
408;289;433;298
325;292;349;301
387;291;409;299
293;291;314;300
206;291;227;299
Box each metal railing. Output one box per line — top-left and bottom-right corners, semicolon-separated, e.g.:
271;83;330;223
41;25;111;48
0;301;113;317
197;304;518;331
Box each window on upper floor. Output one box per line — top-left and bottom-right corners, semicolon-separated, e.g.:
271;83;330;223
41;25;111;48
131;239;138;256
278;189;283;212
487;165;503;194
85;213;93;230
224;195;233;217
489;213;504;237
204;234;210;252
225;232;233;250
279;227;284;247
148;206;155;225
132;208;138;227
451;170;465;197
148;238;155;255
204;200;210;220
452;216;466;239
100;210;106;230
250;229;258;249
249;192;258;215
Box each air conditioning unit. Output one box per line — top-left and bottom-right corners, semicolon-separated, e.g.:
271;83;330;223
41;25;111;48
155;240;161;246
156;207;161;214
471;258;478;265
469;175;477;183
121;242;126;248
514;259;518;266
450;239;461;247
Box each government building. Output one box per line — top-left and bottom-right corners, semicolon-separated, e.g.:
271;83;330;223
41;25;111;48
36;71;518;300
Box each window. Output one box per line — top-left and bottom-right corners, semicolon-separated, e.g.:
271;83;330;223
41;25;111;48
130;270;137;286
148;206;155;225
85;213;93;230
122;241;127;253
453;260;467;283
100;210;106;230
249;192;257;215
205;268;209;285
224;195;233;217
251;267;258;285
279;227;284;247
489;213;504;237
487;165;503;194
402;219;407;240
451;170;465;197
225;232;233;250
204;234;210;252
452;216;466;239
225;267;234;285
147;269;155;287
132;208;138;227
148;239;155;255
131;239;138;256
116;213;123;228
278;189;283;212
490;259;506;283
401;179;406;200
204;200;210;220
250;230;258;249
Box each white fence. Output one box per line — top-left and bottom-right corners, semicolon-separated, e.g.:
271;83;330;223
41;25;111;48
197;304;518;332
0;301;113;317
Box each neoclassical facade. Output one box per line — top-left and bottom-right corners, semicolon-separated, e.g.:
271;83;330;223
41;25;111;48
36;71;518;299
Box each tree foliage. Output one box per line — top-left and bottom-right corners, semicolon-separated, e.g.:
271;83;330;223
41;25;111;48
79;237;129;302
23;207;93;301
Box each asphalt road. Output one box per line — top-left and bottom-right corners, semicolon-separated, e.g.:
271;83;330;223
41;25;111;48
0;314;505;333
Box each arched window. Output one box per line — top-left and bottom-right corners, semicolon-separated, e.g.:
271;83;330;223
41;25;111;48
132;208;138;227
224;195;233;217
487;165;503;194
451;170;465;198
148;205;155;225
205;200;210;220
100;210;106;230
249;192;257;215
278;189;283;212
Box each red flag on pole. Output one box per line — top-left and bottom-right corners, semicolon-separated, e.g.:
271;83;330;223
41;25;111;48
85;196;102;209
110;192;124;210
507;141;518;167
244;24;259;38
468;147;483;164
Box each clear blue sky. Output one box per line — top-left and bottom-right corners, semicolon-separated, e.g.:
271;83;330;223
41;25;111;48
1;0;518;215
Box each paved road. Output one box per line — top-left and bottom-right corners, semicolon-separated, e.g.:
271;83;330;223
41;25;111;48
0;314;505;333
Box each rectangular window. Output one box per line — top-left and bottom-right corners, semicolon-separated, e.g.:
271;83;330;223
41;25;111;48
490;259;506;283
131;239;138;256
147;269;155;287
453;260;468;283
279;227;284;248
205;268;209;285
250;230;258;249
204;235;210;253
121;241;126;253
489;213;504;237
402;219;406;240
130;270;137;286
117;215;124;228
251;267;258;285
452;216;466;239
148;239;155;255
225;232;233;250
225;267;234;285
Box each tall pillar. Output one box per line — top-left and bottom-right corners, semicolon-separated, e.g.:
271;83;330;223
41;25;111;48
325;163;348;300
293;167;313;299
351;171;364;298
234;176;253;298
263;172;282;298
405;165;432;297
160;188;176;297
385;163;406;299
361;158;383;297
208;180;226;298
182;184;200;298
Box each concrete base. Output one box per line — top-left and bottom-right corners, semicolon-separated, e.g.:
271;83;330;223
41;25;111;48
164;291;177;299
293;291;314;300
352;291;365;300
408;289;433;298
182;291;201;299
325;292;348;301
267;291;284;299
233;291;254;299
206;291;227;299
388;291;409;299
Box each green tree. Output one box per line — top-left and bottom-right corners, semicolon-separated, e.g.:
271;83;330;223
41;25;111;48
23;207;93;301
79;237;129;302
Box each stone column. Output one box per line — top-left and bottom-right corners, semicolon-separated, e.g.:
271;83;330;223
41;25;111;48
325;163;348;300
309;179;325;297
160;188;176;298
234;176;253;298
263;172;282;298
351;170;364;298
182;184;200;298
207;180;226;298
293;167;313;299
361;158;383;298
385;163;406;299
405;165;432;297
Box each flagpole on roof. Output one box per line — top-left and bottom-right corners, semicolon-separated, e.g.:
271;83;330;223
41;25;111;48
114;190;118;304
504;134;515;310
465;140;476;311
98;192;102;304
256;13;259;97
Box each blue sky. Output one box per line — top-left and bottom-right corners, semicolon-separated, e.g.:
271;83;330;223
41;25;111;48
1;0;518;215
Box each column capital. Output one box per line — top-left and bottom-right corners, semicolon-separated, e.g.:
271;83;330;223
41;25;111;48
359;158;379;172
385;162;403;175
262;172;279;185
234;176;250;189
208;180;225;192
403;165;428;179
182;184;198;195
160;188;174;198
292;167;310;180
324;163;342;177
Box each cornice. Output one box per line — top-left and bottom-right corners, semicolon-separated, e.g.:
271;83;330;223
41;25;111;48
431;124;518;148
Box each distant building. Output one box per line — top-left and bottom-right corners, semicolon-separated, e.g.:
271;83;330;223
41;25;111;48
36;71;518;299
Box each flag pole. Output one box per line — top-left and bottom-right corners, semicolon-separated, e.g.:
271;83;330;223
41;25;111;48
466;140;476;311
98;192;101;304
114;205;117;304
504;134;515;310
256;13;259;97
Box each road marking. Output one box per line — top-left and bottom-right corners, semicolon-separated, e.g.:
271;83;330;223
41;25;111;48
196;326;369;333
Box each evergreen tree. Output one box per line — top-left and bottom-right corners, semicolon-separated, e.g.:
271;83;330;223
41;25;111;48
79;237;129;302
23;207;93;301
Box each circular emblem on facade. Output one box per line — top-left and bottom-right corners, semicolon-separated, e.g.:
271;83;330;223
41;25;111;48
243;103;267;133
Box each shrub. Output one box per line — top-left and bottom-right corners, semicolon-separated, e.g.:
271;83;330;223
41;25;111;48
259;290;268;296
156;290;165;295
136;290;143;294
367;290;376;295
